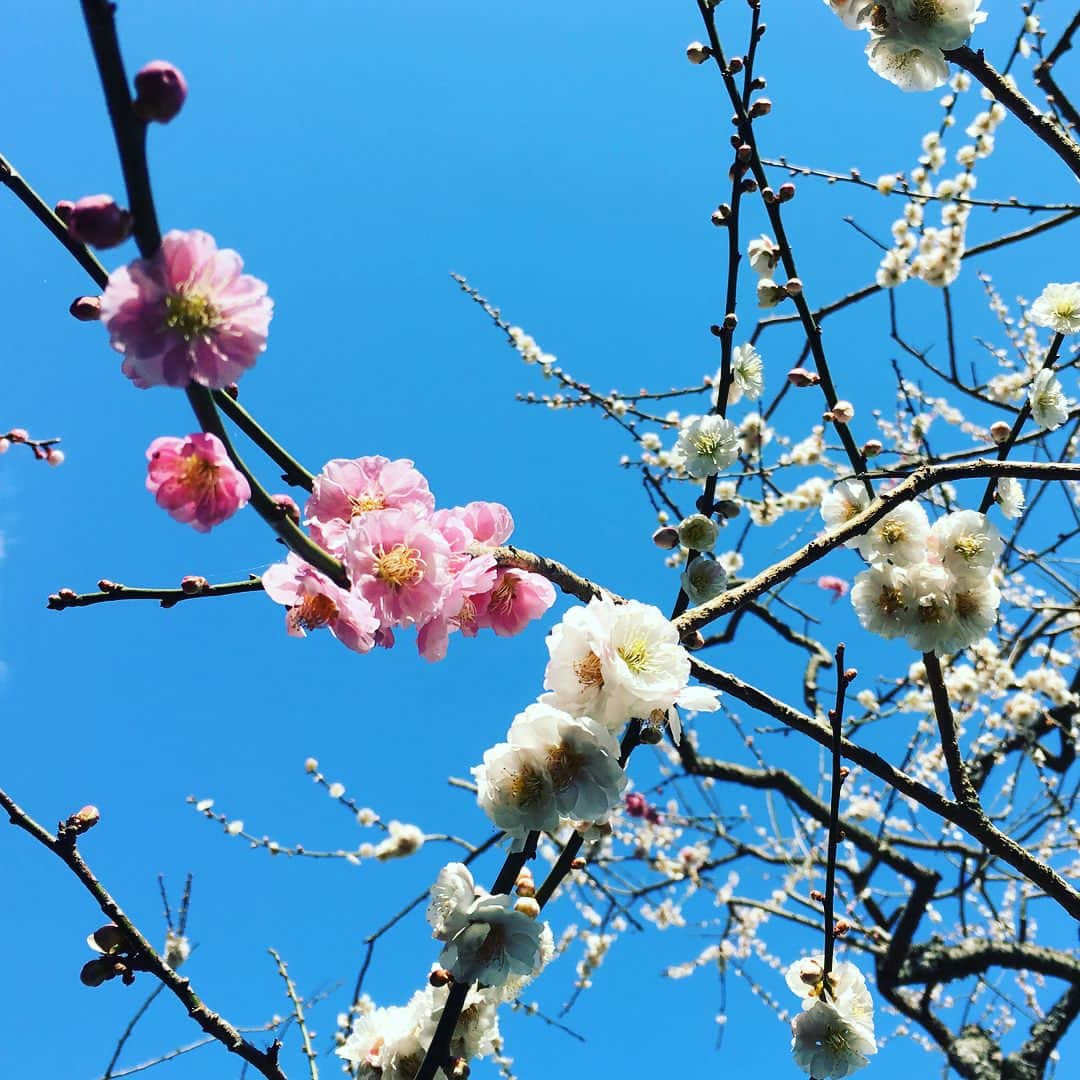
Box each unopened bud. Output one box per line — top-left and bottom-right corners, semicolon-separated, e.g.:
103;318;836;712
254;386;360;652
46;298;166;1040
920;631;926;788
723;312;738;330
683;630;706;651
67;805;101;834
990;420;1011;444
714;498;741;519
448;1058;471;1080
639;723;665;745
748;97;772;118
711;204;731;226
133;61;188;123
762;187;777;204
784;277;803;297
429;968;453;987
686;41;711;64
736;143;752;161
570;857;587;870
652;526;679;550
271;493;301;524
514;896;541;919
54;200;75;225
46;449;65;467
787;367;819;387
69;295;102;321
678;513;720;553
728;56;744;74
740;177;758;194
862;439;883;458
809;889;826;903
223;383;240;400
831;400;855;424
98;579;122;592
778;182;796;202
839;767;850;780
0;438;9;454
8;428;29;443
304;757;319;773
835;920;851;937
180;575;208;595
67;195;132;250
844;667;858;682
57;588;78;600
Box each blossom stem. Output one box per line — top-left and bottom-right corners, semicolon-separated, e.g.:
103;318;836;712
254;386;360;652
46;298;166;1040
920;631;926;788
47;577;265;611
821;645;851;984
0;785;287;1080
976;332;1065;513
211;390;316;492
944;45;1080;182
185;386;350;587
0;152;108;287
79;0;162;257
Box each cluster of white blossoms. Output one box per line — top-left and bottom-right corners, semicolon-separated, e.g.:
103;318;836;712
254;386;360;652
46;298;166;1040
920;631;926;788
786;956;877;1078
473;597;719;841
825;0;986;91
337;981;501;1079
427;862;554;990
822;482;1005;654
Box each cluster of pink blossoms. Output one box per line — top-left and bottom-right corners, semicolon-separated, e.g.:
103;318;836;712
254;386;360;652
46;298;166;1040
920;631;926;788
262;456;556;661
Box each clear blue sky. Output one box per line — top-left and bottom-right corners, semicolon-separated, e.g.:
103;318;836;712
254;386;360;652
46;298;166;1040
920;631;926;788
2;2;1077;1079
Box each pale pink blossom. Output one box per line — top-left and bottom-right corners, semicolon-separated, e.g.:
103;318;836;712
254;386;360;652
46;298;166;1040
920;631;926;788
262;553;378;654
458;501;514;546
346;508;452;628
305;456;435;552
145;432;250;531
477;568;556;637
818;575;850;601
101;229;272;389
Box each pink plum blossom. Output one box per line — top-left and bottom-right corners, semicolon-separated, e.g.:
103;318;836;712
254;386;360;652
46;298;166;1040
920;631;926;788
818;575;850;601
458;501;514;546
477;568;556;637
305;456;435;553
416;552;498;662
345;508;452;629
101;229;272;389
145;432;250;532
262;553;378;654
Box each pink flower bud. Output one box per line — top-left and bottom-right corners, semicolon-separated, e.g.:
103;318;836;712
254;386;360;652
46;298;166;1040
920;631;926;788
728;56;744;74
54;200;75;225
787;367;819;387
46;448;65;467
778;183;796;201
749;97;772;119
710;207;729;227
990;420;1011;444
686;41;711;64
67;805;101;834
133;61;188;123
69;295;103;321
67;195;132;250
784;277;804;297
271;493;301;524
180;575;208;595
8;428;29;443
0;438;9;454
624;792;648;818
862;439;883;458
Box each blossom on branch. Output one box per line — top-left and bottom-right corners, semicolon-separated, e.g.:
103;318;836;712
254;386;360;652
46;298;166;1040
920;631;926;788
1028;369;1069;431
1029;282;1080;335
674;414;740;479
145;432;250;531
101;229;273;389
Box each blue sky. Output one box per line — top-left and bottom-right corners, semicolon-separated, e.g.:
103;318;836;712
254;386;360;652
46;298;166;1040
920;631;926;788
2;2;1078;1079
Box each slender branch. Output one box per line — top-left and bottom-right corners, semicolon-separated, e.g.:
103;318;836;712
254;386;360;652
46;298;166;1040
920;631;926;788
822;645;852;982
212;391;316;492
48;577;264;611
924;652;980;810
269;950;318;1080
0;787;287;1079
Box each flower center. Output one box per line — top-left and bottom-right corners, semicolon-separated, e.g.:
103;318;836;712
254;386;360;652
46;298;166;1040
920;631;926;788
869;4;891;31
693;430;725;456
489;574;518;614
373;543;423;589
955;591;979;619
953;534;986;561
546;744;585;793
877;586;906;616
179;454;219;497
879;519;906;545
1054;299;1079;318
164;292;218;339
508;765;547;808
907;0;942;26
457;596;478;628
917;594;947;625
287;593;338;633
617;638;652;675
823;1028;853;1054
574;651;604;688
349;492;385;516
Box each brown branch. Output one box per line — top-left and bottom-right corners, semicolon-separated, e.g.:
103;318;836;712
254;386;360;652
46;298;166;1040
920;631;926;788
0;787;287;1079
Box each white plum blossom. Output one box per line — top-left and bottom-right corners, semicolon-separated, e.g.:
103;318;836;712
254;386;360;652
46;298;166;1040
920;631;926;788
757;277;788;308
901;561;957;654
681;555;728;607
865;35;951;92
1029;282;1080;335
439;892;546;987
792;1001;877;1078
506;704;626;823
337;1000;426;1079
747;234;781;276
674;414;740;478
1028;369;1068;431
889;0;987;50
541;596;719;735
823;0;874;30
854;501;930;567
374;820;425;861
427;862;480;942
994;476;1025;520
473;741;558;841
927;509;1003;581
820;478;872;543
851;563;914;641
725;342;765;404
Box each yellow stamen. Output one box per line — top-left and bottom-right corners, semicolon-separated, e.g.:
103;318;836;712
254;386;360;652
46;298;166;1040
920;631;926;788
547;744;585;793
179;454;219;497
617;638;651;674
574;651;604;688
489;574;518;614
373;543;423;589
164;292;218;339
287;593;338;633
349;492;385;516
